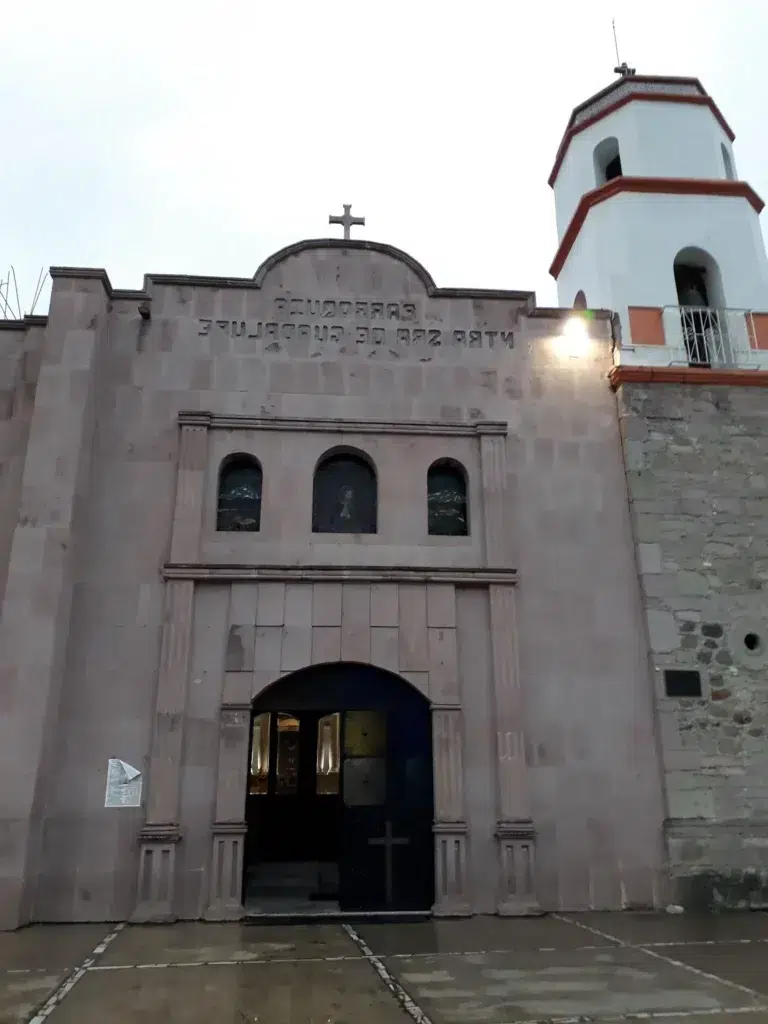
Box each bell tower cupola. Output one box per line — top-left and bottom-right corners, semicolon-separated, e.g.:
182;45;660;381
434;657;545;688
549;72;768;364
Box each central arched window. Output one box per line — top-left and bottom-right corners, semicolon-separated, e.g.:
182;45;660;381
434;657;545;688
427;460;468;536
312;450;377;534
217;455;262;531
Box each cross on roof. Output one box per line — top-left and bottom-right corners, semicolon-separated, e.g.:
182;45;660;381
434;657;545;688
614;61;636;78
329;204;365;240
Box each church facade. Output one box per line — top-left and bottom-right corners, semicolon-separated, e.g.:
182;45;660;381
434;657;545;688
1;72;768;929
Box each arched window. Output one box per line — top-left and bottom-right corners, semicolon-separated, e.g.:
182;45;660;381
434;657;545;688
217;455;262;531
427;460;468;537
312;450;377;534
721;143;735;181
594;136;622;186
673;247;727;367
573;290;588;310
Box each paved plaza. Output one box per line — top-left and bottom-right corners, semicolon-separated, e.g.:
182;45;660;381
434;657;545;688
1;912;768;1023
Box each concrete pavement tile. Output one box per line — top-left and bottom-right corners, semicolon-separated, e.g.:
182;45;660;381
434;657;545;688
566;911;768;946
357;915;619;956
101;922;359;966
387;946;762;1023
0;925;111;971
667;943;768;997
46;960;407;1023
0;970;68;1024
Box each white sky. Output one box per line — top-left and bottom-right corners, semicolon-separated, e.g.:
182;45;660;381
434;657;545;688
1;0;766;314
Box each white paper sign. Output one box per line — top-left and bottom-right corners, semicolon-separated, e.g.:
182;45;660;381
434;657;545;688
104;759;143;808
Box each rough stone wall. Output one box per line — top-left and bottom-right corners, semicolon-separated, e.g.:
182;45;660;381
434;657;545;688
618;382;768;909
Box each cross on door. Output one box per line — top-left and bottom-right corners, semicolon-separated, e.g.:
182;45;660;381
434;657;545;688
368;820;409;905
329;203;365;240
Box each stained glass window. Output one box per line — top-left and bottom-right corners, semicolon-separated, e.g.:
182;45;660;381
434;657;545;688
316;713;340;795
427;461;468;537
249;712;270;795
312;452;377;534
217;456;262;532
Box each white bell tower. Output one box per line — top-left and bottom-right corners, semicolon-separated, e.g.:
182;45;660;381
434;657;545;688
549;73;768;360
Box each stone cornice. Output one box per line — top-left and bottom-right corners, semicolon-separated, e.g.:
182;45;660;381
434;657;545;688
496;820;537;840
526;307;613;321
610;365;768;390
432;821;469;834
49;243;538;306
210;821;248;835
177;411;508;437
0;315;48;331
138;824;181;843
162;564;518;585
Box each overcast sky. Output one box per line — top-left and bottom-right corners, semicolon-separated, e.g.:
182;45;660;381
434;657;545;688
1;0;766;315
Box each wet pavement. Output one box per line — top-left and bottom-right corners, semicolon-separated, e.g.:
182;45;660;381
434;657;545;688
1;912;767;1023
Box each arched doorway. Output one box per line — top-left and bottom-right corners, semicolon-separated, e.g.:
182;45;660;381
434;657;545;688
244;662;434;914
673;246;727;366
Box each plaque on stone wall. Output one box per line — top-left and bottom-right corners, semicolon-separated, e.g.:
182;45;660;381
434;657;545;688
343;757;386;806
104;759;143;808
344;711;386;756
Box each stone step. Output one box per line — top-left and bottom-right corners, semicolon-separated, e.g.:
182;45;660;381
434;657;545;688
247;861;325;891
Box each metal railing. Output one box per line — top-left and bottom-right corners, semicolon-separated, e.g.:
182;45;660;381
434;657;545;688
661;306;759;369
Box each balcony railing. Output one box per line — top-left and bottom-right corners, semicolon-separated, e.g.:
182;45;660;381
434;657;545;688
623;306;768;370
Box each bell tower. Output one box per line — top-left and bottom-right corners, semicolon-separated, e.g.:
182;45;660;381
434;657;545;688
548;72;768;363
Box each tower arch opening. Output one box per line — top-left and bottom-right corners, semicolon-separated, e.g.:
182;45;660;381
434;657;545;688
244;662;434;914
673;247;728;366
594;136;623;186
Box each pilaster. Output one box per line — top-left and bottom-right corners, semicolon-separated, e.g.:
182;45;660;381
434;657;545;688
431;705;471;916
133;417;209;922
132;579;195;921
489;585;540;915
205;703;250;920
169;414;209;564
0;276;107;929
480;428;539;915
479;428;509;567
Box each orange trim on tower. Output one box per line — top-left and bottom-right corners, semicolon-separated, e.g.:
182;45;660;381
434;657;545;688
747;313;768;351
550;177;765;280
628;306;665;346
609;365;768;390
549;91;735;187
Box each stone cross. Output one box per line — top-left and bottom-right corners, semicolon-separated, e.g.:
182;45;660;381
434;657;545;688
329;204;365;240
368;820;409;905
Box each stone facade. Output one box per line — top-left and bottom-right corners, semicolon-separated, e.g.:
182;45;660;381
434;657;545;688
0;239;667;929
617;382;768;909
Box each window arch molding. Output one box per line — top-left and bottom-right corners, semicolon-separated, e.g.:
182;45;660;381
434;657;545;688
427;458;469;537
312;445;378;534
216;453;263;532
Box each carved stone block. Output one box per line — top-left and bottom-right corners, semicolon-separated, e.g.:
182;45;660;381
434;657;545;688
495;820;541;916
432;822;471;916
131;825;181;923
205;823;246;921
